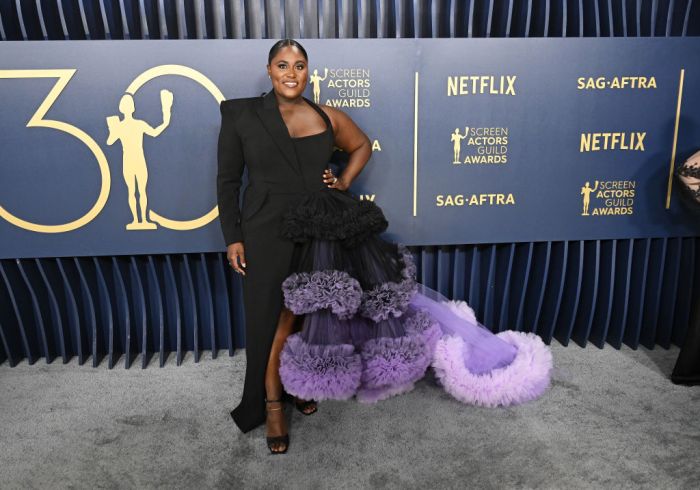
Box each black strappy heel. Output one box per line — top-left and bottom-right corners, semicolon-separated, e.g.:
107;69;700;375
264;398;289;454
294;398;317;415
282;391;317;415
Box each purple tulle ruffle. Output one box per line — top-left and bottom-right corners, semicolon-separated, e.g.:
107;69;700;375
358;245;418;322
359;334;431;390
282;270;362;319
431;330;553;407
397;244;417;280
278;309;439;403
279;333;362;401
359;277;417;322
403;309;443;356
277;188;553;408
355;312;439;403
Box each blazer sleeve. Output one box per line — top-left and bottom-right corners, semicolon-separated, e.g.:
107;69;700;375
216;100;245;246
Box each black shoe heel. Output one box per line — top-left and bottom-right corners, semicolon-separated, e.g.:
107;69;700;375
282;391;318;415
294;398;317;415
265;398;289;454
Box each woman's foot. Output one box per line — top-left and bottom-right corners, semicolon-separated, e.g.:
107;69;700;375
265;398;289;454
294;396;317;415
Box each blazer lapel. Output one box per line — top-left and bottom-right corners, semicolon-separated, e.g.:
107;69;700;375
255;90;301;175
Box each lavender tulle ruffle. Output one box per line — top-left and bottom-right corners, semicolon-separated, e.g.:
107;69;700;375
358;250;417;322
278;189;553;407
279;307;440;403
413;288;553;407
282;270;362;319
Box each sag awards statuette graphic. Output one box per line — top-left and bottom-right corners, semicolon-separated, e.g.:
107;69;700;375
451;127;509;164
451;127;468;163
581;180;636;216
309;68;328;104
107;89;174;230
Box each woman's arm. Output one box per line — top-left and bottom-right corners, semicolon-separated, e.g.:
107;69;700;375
322;106;372;190
216;100;246;246
217;100;248;275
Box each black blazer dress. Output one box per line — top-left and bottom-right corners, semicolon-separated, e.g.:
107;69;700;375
216;89;335;433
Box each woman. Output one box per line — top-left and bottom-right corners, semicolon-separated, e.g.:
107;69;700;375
671;150;700;385
217;39;553;455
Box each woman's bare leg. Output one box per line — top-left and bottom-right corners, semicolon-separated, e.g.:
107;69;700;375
264;307;296;452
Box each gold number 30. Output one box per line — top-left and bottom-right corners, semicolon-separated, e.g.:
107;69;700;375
0;65;225;233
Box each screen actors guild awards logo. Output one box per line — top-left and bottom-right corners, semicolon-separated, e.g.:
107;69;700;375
580;180;636;217
449;126;508;165
107;89;173;230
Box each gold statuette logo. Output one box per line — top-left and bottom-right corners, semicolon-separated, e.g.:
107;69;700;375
107;89;173;230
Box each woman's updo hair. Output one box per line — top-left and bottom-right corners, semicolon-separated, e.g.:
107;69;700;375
268;39;308;64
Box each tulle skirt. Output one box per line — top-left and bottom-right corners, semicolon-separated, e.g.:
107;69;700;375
278;189;553;407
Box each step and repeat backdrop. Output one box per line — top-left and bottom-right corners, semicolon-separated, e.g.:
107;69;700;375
1;38;699;259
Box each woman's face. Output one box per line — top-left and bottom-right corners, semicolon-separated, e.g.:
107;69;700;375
267;46;308;99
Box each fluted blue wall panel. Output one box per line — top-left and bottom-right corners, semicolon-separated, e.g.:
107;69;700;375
3;238;699;366
1;0;699;368
1;0;695;39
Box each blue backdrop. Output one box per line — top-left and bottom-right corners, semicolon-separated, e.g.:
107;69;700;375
1;38;699;259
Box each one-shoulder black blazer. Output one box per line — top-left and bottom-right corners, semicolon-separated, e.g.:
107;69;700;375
216;90;329;247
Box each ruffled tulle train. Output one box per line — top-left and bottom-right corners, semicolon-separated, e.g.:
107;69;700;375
277;189;553;407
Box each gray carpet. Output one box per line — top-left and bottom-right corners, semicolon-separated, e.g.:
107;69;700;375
1;342;698;490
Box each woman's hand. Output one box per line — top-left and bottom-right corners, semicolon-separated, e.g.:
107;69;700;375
321;106;372;188
323;168;349;191
226;241;246;276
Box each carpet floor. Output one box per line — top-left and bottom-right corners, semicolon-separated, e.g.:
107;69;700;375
1;342;698;489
